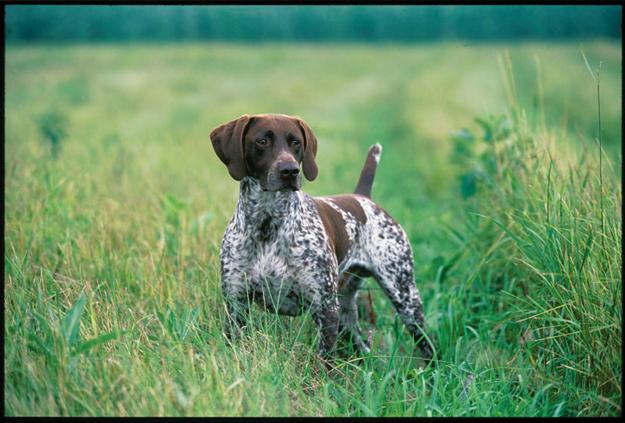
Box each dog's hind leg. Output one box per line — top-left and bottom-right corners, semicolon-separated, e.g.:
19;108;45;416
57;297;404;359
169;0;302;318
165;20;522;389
377;273;433;360
373;264;433;360
367;224;434;361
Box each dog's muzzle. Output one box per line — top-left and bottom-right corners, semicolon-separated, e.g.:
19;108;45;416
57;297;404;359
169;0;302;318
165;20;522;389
266;161;301;191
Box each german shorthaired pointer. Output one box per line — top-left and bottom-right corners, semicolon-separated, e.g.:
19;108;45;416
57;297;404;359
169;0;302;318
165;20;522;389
210;113;433;361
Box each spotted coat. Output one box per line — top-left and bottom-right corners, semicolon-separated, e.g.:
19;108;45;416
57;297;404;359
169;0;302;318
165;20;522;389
220;173;433;360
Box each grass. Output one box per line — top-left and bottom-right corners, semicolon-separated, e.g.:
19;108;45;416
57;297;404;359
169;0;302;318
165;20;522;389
4;41;622;416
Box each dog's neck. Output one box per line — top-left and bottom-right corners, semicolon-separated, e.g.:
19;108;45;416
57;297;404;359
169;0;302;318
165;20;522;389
235;177;303;231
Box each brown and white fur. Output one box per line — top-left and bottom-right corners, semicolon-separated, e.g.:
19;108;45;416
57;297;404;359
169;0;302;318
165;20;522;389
210;113;433;361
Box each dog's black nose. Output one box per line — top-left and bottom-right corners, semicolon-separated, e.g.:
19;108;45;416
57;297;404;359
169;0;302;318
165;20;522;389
278;162;300;178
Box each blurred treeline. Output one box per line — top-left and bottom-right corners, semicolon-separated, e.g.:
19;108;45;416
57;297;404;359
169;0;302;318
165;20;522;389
5;5;621;43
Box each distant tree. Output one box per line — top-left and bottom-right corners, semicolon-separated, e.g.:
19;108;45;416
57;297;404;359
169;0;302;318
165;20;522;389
4;5;621;43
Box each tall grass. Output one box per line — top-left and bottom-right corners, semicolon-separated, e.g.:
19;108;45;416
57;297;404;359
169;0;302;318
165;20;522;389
4;42;621;416
449;51;621;414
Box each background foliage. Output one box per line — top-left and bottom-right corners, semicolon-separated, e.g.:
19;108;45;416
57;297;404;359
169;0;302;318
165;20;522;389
5;5;622;43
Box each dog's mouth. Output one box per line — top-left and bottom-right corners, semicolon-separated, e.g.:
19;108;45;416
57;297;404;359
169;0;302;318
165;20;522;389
262;184;299;192
278;178;300;191
261;173;301;192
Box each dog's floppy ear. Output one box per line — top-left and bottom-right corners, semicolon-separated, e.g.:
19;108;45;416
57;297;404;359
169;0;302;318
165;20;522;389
210;114;251;181
294;117;318;181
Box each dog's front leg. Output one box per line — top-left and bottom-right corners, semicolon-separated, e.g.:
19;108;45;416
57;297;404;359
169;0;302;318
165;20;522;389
220;222;250;340
307;272;340;358
222;283;249;340
312;295;340;358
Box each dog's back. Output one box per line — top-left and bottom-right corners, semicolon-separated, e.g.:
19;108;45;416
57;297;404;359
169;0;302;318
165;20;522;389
312;143;382;267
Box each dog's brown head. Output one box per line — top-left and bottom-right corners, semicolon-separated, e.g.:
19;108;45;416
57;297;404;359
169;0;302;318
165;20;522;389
210;113;318;191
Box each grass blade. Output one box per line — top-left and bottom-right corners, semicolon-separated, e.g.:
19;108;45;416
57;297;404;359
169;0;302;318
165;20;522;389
61;292;87;347
76;330;123;355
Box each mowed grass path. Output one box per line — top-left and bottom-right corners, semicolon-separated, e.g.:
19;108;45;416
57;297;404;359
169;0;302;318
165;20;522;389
4;41;621;416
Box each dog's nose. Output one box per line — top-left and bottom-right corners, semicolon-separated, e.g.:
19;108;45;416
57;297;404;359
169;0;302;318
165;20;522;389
278;162;300;178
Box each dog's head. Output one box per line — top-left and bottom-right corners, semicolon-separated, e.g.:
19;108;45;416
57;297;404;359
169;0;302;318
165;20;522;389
210;113;318;191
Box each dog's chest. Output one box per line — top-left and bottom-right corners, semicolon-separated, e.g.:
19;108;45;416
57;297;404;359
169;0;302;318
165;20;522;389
221;184;338;313
248;234;293;285
240;215;304;290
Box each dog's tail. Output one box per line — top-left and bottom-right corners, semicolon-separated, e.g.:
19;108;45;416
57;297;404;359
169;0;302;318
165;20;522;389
354;143;382;198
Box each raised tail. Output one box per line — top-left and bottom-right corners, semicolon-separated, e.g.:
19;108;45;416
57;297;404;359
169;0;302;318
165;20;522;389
354;143;382;198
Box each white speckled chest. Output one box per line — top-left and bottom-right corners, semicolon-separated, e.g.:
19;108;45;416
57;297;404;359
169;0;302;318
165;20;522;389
220;179;337;315
244;223;301;307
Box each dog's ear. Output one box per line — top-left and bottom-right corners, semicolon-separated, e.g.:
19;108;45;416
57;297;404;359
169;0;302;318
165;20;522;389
210;114;251;181
294;117;318;181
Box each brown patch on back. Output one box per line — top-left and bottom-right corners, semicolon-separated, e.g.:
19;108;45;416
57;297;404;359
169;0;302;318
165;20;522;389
313;199;349;265
323;195;367;225
313;194;367;265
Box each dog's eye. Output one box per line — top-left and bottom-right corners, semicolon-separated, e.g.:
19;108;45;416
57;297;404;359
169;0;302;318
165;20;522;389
291;139;301;147
255;138;269;147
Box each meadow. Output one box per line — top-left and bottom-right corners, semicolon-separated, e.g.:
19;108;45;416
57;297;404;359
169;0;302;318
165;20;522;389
4;41;622;416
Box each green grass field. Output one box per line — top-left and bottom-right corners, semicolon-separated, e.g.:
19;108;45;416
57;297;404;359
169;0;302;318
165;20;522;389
4;41;622;416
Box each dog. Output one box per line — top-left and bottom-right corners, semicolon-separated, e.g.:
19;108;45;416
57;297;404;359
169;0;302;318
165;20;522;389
210;113;433;361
